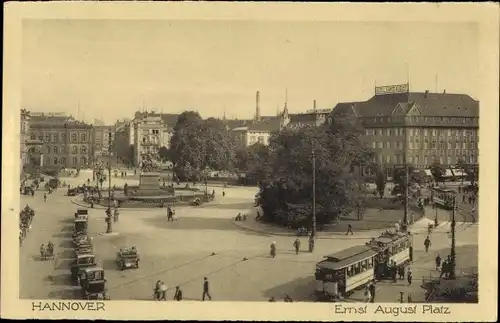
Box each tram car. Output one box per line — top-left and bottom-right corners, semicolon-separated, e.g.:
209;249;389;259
366;231;413;280
431;188;456;210
315;231;413;301
315;245;378;301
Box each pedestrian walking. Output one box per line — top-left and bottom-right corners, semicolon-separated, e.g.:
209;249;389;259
363;286;371;303
308;235;315;252
399;291;404;303
160;281;167;300
398;266;405;280
154;280;161;300
202;277;212;301
369;281;376;303
346;223;354;235
435;254;442;270
462;194;466;204
407;268;413;286
407;293;413;303
174;286;183;301
424;236;431;253
270;241;277;258
44;193;47;202
293;238;301;255
222;190;226;197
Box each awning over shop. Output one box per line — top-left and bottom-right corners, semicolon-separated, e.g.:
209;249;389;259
444;169;454;177
451;169;466;177
424;169;432;177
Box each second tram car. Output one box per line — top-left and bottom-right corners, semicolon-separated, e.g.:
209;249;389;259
432;188;456;210
315;231;413;301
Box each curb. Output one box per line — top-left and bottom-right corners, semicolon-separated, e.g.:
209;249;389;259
69;197;167;212
70;197;214;212
232;220;381;240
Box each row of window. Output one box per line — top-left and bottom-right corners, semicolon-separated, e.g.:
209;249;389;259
45;145;89;155
345;257;374;278
366;128;478;138
44;156;87;166
411;136;475;143
30;133;89;143
372;141;476;150
391;240;411;255
376;154;476;165
142;136;160;145
408;142;475;150
370;116;477;125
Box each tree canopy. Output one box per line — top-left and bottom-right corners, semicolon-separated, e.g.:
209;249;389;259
255;115;374;228
430;162;447;183
374;165;387;198
169;111;237;181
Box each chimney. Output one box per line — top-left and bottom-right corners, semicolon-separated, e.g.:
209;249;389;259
255;91;261;121
313;100;317;112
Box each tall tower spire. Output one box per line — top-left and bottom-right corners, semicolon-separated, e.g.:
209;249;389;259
223;106;226;120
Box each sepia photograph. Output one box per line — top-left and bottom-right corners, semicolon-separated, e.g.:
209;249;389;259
2;2;498;321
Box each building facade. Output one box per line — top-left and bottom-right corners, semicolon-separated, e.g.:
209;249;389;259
91;125;113;165
20;109;31;172
332;84;479;170
28;113;93;169
131;111;177;166
231;122;278;148
280;100;331;130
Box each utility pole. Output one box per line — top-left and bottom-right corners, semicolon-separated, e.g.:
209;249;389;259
309;143;316;252
403;125;409;230
449;194;457;279
106;130;113;233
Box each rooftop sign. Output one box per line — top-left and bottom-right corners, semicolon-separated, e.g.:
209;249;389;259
29;112;66;117
375;83;409;95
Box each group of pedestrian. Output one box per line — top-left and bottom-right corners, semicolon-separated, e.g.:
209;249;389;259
19;204;35;245
153;277;211;301
436;254;454;279
39;240;55;260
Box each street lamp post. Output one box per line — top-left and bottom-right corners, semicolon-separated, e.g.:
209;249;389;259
106;130;113;233
449;194;457;279
309;144;316;252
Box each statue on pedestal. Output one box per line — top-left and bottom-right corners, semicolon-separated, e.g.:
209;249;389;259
140;152;160;173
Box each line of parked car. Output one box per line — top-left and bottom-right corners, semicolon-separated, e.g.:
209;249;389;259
70;209;109;300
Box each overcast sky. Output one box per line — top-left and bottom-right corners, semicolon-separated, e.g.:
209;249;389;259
22;20;479;124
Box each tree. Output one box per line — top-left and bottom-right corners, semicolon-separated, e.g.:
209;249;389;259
374;165;387;198
202;118;236;172
158;146;170;162
112;131;130;165
456;159;478;184
430;162;447;184
255;114;374;228
169;111;206;181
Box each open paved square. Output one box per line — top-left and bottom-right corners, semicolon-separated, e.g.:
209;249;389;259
20;181;478;302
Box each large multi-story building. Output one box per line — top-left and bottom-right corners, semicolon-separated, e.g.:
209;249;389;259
20;109;31;172
131;111;178;166
331;84;479;171
28;113;93;169
91;125;113;165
